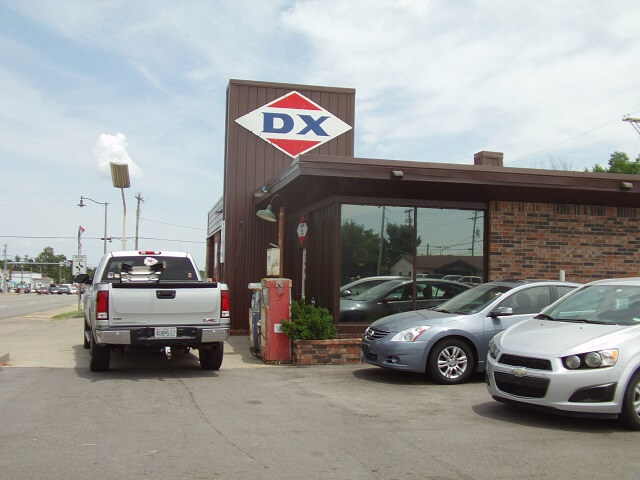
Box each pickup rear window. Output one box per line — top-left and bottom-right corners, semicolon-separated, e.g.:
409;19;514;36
101;256;198;283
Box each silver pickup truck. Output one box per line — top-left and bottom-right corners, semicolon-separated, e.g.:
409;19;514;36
76;250;230;372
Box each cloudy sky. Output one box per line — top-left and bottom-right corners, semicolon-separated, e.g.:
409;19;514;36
2;0;640;270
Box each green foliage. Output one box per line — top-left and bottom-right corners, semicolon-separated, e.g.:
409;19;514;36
588;151;640;174
384;222;421;256
340;220;381;281
279;299;337;340
34;247;70;283
340;217;422;284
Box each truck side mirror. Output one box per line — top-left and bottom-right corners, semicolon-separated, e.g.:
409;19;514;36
74;273;91;284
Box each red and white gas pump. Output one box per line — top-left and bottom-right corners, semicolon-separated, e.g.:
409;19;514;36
259;278;291;363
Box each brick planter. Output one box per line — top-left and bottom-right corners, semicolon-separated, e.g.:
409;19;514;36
291;337;362;365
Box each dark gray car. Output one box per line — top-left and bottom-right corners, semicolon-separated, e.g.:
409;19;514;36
361;280;580;384
340;278;470;323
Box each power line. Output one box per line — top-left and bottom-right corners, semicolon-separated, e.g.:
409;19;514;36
507;110;640;165
140;217;205;231
0;235;204;244
136;236;205;244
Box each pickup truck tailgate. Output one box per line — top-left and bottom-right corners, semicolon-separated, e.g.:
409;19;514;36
108;284;221;326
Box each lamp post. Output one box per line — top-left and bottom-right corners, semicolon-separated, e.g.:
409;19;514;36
256;194;285;278
110;163;131;250
78;196;109;254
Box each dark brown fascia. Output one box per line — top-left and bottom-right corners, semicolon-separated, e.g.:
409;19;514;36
256;154;640;208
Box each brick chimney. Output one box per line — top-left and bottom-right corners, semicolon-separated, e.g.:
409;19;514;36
474;151;503;167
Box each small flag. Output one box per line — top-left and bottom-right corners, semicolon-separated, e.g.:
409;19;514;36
78;225;85;254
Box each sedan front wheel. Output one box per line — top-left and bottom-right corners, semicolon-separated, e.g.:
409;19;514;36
427;339;474;385
620;371;640;430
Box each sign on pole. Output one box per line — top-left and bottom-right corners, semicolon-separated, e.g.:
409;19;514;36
297;216;308;246
72;255;87;276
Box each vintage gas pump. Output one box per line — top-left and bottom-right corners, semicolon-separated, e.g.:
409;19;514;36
248;282;262;357
259;278;291;363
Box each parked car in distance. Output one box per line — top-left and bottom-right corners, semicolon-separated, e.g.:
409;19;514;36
487;277;640;430
362;280;580;384
36;286;49;295
340;276;407;298
442;274;463;281
58;285;70;294
49;285;62;295
341;278;471;323
61;283;77;294
458;275;483;286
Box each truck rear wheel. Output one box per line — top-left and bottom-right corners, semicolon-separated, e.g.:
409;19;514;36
199;342;224;370
83;319;90;349
90;333;110;372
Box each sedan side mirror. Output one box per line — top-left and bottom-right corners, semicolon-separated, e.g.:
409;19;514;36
490;306;514;317
341;289;352;298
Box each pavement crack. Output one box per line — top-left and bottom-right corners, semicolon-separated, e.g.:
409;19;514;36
173;374;268;469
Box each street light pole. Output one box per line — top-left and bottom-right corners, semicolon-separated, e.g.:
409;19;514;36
78;196;109;254
110;163;131;251
120;188;127;250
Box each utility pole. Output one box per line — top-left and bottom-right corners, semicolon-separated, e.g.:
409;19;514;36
135;193;145;250
623;116;640;136
471;211;478;256
377;206;386;275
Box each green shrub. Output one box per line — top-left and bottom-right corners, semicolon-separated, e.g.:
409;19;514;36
279;299;338;340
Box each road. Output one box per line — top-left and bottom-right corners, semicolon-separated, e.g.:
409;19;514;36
1;296;639;480
0;291;79;319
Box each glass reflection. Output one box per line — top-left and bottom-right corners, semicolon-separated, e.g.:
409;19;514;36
340;204;485;323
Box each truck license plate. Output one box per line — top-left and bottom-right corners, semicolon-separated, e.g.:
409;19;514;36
154;327;177;338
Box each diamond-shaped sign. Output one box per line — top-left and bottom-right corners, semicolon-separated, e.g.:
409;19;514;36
235;91;352;158
297;216;308;246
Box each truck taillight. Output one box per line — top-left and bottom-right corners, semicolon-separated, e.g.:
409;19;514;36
96;291;109;320
221;290;230;318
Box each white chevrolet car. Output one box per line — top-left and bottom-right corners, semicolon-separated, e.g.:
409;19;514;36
487;278;640;430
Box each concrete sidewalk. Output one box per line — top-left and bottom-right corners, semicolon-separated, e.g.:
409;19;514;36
0;303;267;369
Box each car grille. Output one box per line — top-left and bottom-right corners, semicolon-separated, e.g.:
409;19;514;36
494;371;549;398
498;354;552;371
362;351;378;362
364;327;389;341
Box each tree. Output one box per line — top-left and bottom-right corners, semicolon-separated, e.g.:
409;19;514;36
34;247;69;283
384;223;421;257
588;151;640;174
340;220;381;283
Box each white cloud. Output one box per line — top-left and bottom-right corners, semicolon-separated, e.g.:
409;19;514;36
93;133;143;179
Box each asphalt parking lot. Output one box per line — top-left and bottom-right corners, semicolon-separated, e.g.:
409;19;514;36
1;304;639;480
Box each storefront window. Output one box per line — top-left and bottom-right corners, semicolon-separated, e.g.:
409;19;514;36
340;204;484;323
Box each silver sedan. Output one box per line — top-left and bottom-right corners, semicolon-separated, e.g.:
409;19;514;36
487;277;640;430
362;280;579;384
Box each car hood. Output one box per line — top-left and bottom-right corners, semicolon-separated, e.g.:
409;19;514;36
499;319;634;356
369;309;465;332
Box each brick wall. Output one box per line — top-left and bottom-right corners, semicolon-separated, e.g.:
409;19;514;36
291;338;362;365
489;201;640;283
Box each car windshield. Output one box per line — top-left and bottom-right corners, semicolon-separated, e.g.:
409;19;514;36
351;280;405;301
542;284;640;326
434;284;512;315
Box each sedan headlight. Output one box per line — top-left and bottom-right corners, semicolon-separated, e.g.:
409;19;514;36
390;326;431;342
488;338;500;359
562;349;618;369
